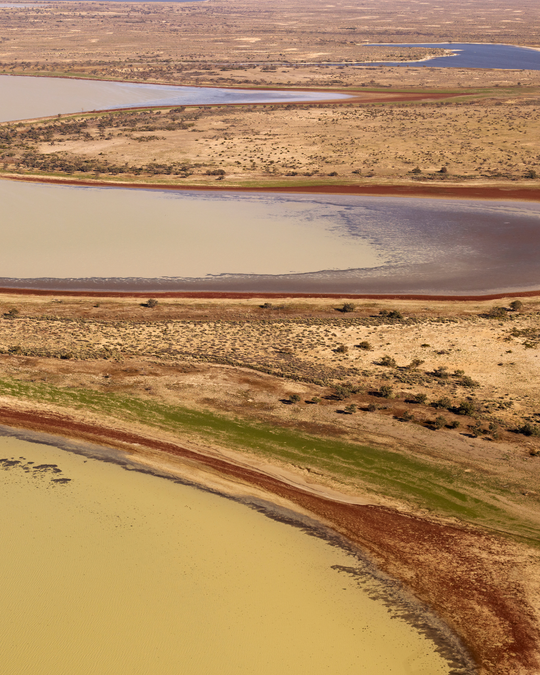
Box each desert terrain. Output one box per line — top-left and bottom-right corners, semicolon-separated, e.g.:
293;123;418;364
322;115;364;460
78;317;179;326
2;91;540;187
0;293;539;672
0;0;539;73
1;0;540;188
1;0;540;672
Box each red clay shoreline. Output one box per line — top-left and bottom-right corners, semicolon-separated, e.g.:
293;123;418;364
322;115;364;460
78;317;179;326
2;89;468;127
3;70;467;97
0;404;538;674
4;172;540;201
1;287;540;302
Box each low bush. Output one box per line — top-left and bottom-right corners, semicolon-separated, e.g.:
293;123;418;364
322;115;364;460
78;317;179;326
433;415;447;430
432;396;452;410
356;341;373;351
379;355;397;367
456;400;476;416
379;384;393;399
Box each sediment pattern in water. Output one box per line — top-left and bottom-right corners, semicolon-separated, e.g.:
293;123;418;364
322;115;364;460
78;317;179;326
0;434;458;675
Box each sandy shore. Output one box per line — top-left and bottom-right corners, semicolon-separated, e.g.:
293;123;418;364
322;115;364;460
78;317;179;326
5;173;540;202
1;287;540;301
0;402;537;674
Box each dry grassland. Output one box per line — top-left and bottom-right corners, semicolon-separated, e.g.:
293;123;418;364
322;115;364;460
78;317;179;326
1;2;540;668
2;0;540;187
1;294;540;468
1;0;540;94
0;0;539;74
3;93;540;185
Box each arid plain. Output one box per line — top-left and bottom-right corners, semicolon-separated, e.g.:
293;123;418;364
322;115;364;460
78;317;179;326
1;0;540;673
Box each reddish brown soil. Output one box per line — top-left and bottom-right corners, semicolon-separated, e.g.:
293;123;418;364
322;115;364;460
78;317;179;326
7;173;540;202
0;404;538;674
1;287;539;302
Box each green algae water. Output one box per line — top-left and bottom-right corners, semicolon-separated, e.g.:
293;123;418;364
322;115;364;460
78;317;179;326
0;434;462;675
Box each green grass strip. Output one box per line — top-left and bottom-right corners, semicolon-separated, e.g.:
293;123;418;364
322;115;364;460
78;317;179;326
0;376;537;543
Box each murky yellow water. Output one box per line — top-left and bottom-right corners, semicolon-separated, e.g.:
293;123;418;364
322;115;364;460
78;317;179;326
0;181;385;279
0;435;458;675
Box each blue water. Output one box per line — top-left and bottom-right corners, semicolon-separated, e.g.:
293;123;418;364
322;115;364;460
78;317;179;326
361;43;540;70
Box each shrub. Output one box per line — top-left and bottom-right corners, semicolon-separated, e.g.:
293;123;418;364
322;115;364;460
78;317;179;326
412;393;427;404
448;420;460;429
433;415;447;429
407;358;424;370
356;341;373;351
5;308;19;318
344;404;357;414
379;355;397;367
470;424;483;437
288;393;301;404
340;302;355;313
524;168;537;179
380;309;403;320
460;376;479;388
517;422;540;437
457;400;476;416
400;410;415;422
509;300;523;312
432;397;452;410
333;383;358;400
335;344;348;354
366;403;377;412
486;306;507;319
146;298;158;308
432;366;449;379
379;384;393;399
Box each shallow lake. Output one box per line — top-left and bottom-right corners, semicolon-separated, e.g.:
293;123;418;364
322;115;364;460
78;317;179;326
0;75;350;123
2;180;540;294
360;43;540;70
0;433;460;675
